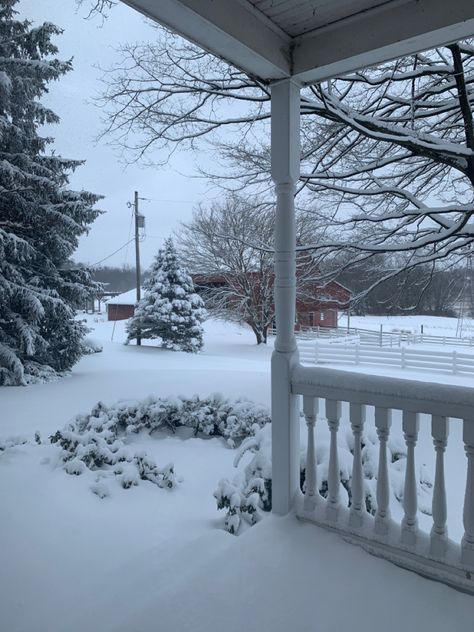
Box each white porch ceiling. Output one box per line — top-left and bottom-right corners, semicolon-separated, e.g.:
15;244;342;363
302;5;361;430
248;0;393;37
122;0;474;83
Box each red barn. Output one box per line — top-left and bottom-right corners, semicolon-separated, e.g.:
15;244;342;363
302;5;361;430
295;280;350;329
192;273;350;330
106;279;350;329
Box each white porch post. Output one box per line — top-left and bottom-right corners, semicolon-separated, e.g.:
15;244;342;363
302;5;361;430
271;78;301;515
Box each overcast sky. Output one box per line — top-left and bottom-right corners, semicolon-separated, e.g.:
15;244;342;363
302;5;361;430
19;0;217;268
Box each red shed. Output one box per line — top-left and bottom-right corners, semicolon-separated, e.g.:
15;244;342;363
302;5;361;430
106;289;141;321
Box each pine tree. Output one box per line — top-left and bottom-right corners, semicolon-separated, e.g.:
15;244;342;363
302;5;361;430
0;1;101;385
127;238;206;352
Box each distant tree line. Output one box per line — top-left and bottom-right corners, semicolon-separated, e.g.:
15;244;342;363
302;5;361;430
336;256;467;317
86;265;142;294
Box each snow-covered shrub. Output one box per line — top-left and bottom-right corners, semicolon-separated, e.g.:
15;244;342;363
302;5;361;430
214;425;272;533
23;361;63;384
214;479;262;534
215;417;434;534
55;395;269;446
81;337;103;355
51;394;270;495
51;402;179;493
0;435;28;453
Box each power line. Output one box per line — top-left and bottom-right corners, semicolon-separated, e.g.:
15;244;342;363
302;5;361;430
140;197;205;204
89;238;135;268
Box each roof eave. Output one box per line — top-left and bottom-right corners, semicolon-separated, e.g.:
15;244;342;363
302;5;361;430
122;0;474;84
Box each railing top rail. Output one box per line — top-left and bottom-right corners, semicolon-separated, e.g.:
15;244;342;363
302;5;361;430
291;364;474;419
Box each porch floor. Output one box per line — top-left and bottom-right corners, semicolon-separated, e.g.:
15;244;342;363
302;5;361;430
68;515;474;632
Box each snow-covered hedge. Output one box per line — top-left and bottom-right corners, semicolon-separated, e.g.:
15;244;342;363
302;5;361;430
51;394;270;496
0;435;28;452
81;336;103;355
59;394;269;447
50;400;180;495
215;419;434;534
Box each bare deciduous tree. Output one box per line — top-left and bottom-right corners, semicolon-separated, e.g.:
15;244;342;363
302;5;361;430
178;196;321;344
95;15;474;303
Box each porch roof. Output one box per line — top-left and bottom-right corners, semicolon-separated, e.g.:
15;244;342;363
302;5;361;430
122;0;474;83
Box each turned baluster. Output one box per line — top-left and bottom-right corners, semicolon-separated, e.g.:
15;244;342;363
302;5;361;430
349;402;366;528
401;410;419;545
461;420;474;567
374;407;392;537
430;415;449;557
303;396;318;511
326;399;341;522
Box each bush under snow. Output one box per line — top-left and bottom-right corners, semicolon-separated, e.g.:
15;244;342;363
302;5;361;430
51;394;270;496
0;435;28;453
215;416;434;535
81;336;103;355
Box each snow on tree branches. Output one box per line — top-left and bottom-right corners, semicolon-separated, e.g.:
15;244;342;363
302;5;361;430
0;1;101;385
101;30;474;304
178;196;321;344
126;238;206;352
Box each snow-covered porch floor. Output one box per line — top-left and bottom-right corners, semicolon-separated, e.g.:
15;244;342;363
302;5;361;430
20;515;474;632
84;515;474;632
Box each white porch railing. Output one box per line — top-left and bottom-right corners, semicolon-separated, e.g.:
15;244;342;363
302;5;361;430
291;365;474;593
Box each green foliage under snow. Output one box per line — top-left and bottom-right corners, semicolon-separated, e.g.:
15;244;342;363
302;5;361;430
50;394;270;496
126;238;206;352
0;0;101;385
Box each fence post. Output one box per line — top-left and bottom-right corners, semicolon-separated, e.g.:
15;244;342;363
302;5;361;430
401;346;406;370
315;343;318;365
453;350;458;375
379;325;383;348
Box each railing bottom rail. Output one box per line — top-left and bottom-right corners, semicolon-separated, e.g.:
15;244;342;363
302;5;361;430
295;493;474;595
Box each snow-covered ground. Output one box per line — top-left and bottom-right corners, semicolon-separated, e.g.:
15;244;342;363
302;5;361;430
1;314;474;632
340;312;474;336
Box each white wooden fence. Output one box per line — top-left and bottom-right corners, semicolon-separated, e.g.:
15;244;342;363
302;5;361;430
417;333;474;347
298;341;474;375
291;365;474;593
270;325;474;348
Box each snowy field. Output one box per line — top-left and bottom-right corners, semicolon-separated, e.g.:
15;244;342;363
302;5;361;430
1;314;474;631
340;312;474;336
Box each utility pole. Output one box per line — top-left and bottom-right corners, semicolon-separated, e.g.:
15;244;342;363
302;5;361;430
134;190;142;345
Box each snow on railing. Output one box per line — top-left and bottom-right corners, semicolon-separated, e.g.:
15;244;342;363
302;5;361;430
291;365;474;593
298;341;474;375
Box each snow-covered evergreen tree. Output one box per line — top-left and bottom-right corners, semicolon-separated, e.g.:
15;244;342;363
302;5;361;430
0;1;101;385
127;238;206;352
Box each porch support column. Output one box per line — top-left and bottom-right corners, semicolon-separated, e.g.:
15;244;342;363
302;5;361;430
271;78;301;515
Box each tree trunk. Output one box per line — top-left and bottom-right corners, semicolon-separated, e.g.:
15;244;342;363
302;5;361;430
250;323;265;344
